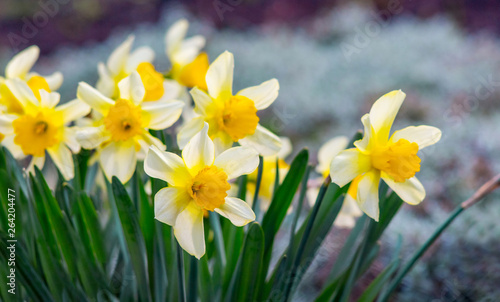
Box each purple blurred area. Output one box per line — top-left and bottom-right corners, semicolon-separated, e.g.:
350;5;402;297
1;0;500;54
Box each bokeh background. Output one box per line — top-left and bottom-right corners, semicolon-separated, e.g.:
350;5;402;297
1;0;500;301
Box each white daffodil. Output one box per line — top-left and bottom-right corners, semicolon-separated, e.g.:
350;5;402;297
0;46;63;115
76;71;184;183
144;123;258;259
330;90;442;221
308;136;362;228
166;19;209;91
96;35;181;102
0;79;90;179
178;51;281;156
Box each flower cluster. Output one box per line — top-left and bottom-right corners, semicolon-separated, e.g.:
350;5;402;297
0;19;441;258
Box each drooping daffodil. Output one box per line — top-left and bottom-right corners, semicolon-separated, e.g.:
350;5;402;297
0;79;90;179
0;46;63;115
166;19;209;91
178;51;281;156
144;123;258;259
330;90;442;221
308;136;362;228
76;71;184;183
96;35;181;102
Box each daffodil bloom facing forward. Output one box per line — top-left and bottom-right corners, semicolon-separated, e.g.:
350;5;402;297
178;51;281;156
0;46;63;115
308;136;362;228
76;71;184;183
0;79;90;179
330;90;442;221
166;19;209;91
144;124;258;258
96;36;181;102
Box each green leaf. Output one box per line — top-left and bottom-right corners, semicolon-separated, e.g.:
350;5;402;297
111;176;152;302
225;222;264;302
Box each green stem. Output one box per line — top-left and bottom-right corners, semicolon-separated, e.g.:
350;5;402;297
209;212;227;267
252;156;264;215
176;243;186;302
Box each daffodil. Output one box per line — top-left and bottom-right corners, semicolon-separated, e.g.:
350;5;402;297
144;124;258;258
177;51;281;156
166;19;209;91
76;71;184;183
96;35;181;102
0;79;90;179
308;136;362;228
0;46;63;115
330;90;442;221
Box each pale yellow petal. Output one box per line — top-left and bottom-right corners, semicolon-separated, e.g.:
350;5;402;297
144;145;192;187
205;51;233;100
382;173;425;205
317;136;349;174
55;99;91;124
215;197;255;227
107;35;134;76
330;148;371;187
390;125;442;150
353;114;373;153
77;82;114;115
174;202;205;259
155;187;191;226
177;116;205;149
6;46;39;79
214;146;259;180
356;169;380;221
369;90;405;142
236;79;279;110
141;99;184;130
190;86;214;116
118;71;145;105
99;141;137;183
182;123;214;174
238;124;281;156
47;143;74;180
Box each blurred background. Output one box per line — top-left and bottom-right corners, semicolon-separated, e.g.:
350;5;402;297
1;0;500;301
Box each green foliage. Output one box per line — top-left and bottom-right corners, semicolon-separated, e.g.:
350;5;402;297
0;145;484;301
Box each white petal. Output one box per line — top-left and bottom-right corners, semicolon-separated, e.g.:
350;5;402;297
44;72;63;91
160;79;183;101
125;47;155;73
214;146;259;180
173;36;206;66
236;79;279;110
6;46;39;79
0;114;16;134
139;132;165;151
215;197;255;227
356;170;381;221
276;136;292;159
190;87;214;116
96;62;116;97
177;116;205;149
99;141;137;183
77;82;115;115
155;187;191;226
1;134;25;159
330;148;371;187
75;126;110;149
174;202;205;259
141;100;184;129
212;133;234;156
144;145;192;187
165;19;188;58
353;114;373;153
382;174;425;205
47;143;74;180
39;90;60;109
107;35;134;76
63;127;81;153
369;90;406;142
55;99;91;124
182;123;214;174
5;79;39;110
390;126;442;150
238;124;281;156
205;51;233;100
317;136;349;174
118;71;145;105
26;155;45;176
